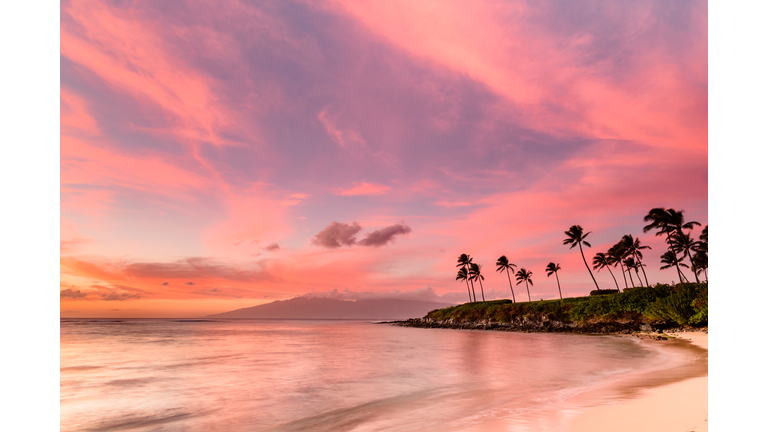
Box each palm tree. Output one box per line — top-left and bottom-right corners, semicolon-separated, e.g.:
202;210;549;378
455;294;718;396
515;268;533;302
692;250;708;281
621;235;651;287
456;267;472;302
623;257;637;288
668;231;702;283
545;262;562;299
693;225;708;281
660;250;689;282
496;255;517;302
469;263;486;301
563;225;600;290
644;208;700;283
592;253;620;290
608;243;629;289
457;254;476;302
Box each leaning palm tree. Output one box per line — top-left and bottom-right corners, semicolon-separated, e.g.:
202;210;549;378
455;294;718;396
469;263;486;301
660;250;689;282
457;254;476;302
692;250;708;281
545;262;562;299
644;208;699;283
592;253;620;291
496;255;517;302
693;225;708;281
621;235;651;287
608;243;629;289
623;257;637;288
668;231;702;283
456;267;472;302
563;225;600;290
515;268;533;302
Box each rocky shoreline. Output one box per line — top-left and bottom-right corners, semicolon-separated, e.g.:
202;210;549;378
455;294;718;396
389;317;707;336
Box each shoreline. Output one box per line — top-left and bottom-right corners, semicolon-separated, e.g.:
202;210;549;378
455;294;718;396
469;331;707;431
412;327;708;432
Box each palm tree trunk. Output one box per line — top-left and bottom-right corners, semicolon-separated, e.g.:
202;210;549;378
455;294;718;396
555;271;562;299
618;262;628;288
634;267;643;287
478;278;485;301
505;268;516;303
634;252;650;286
463;264;476;301
469;279;477;302
525;280;531;302
627;267;636;288
684;249;700;283
578;242;600;290
664;232;684;284
703;267;707;281
606;266;620;291
465;279;472;302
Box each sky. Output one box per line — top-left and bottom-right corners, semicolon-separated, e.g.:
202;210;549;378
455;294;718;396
60;0;708;318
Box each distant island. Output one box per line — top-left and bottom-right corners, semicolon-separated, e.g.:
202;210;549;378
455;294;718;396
206;297;455;320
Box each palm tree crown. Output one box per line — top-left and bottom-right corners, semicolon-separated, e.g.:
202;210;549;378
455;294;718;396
496;255;517;302
456;267;471;302
515;268;533;302
457;254;476;302
545;262;562;299
563;225;600;290
592;252;620;290
468;262;486;302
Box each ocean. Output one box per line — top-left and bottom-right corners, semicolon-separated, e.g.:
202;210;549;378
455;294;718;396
61;319;680;431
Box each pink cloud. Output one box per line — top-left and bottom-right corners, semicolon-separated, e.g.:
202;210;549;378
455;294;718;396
335;182;391;196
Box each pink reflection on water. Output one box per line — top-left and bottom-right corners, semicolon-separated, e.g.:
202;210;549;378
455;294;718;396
61;319;683;431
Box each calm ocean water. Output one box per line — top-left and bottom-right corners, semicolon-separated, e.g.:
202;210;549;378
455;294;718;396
60;319;671;431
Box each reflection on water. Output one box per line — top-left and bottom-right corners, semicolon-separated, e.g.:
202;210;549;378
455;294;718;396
61;319;670;431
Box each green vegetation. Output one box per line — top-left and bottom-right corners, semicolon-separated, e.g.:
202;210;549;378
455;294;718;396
426;283;708;327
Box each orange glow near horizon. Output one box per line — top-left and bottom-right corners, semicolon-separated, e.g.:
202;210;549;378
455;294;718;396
61;0;707;317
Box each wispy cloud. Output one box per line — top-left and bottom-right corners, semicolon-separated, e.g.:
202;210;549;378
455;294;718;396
335;182;391;196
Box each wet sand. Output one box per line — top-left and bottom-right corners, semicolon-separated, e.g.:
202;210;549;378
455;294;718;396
456;330;708;432
566;331;708;432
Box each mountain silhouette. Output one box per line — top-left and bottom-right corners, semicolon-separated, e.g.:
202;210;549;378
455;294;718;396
205;297;454;320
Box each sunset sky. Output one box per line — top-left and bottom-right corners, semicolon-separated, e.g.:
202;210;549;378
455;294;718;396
60;0;708;318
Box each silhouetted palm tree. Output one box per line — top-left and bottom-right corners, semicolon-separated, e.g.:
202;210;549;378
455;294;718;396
563;225;600;290
693;225;708;281
644;208;699;283
592;253;620;290
456;267;472;302
692;250;708;281
624;257;645;288
621;235;651;287
469;263;486;301
515;268;533;302
623;257;637;288
457;254;476;302
608;243;629;289
496;255;517;303
545;262;562;299
660;250;689;282
668;231;702;283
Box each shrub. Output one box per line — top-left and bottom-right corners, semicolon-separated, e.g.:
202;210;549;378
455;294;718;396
645;284;703;325
590;289;619;296
689;284;708;325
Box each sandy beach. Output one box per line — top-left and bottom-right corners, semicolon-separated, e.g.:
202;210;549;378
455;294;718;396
457;330;708;432
566;331;708;432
